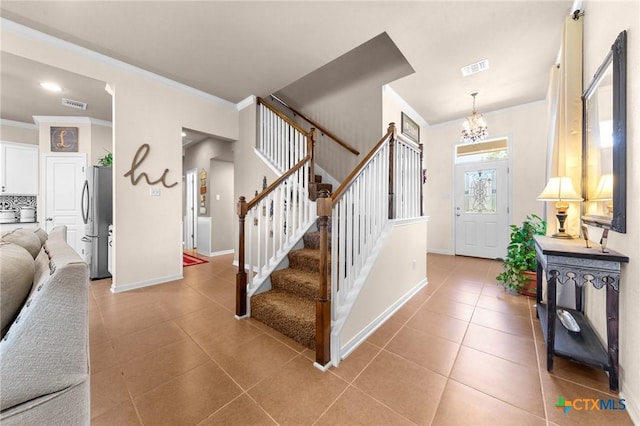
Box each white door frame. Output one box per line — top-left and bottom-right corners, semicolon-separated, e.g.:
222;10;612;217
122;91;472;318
184;168;198;250
452;137;512;259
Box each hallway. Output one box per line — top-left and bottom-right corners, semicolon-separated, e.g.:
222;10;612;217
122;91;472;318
88;253;632;425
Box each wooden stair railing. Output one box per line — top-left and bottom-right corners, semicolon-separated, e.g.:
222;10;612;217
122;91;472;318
236;128;316;317
265;95;361;156
314;123;424;367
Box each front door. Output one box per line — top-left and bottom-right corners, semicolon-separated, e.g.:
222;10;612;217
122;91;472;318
454;159;509;259
44;154;87;257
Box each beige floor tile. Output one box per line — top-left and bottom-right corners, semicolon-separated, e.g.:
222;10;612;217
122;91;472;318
212;333;299;390
450;346;544;417
476;293;532;317
354;350;447;424
248;356;348;425
366;317;404;347
90;365;131;419
330;341;381;383
134;362;242;426
471;306;533;337
386;326;460;377
432;380;546;426
111;320;188;363
442;278;485;295
463;323;537;367
91;400;141;426
101;302;172;340
173;303;237;336
406;308;470;343
265;327;308;353
90;339;119;374
189;318;265;360
316;386;414;425
121;337;210;397
432;286;481;306
423;295;476;321
197;394;277;425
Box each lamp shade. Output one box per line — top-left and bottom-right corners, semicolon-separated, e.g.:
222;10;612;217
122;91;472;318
536;177;583;201
592;174;613;200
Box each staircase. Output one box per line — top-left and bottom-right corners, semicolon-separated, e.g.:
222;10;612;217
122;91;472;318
250;176;332;349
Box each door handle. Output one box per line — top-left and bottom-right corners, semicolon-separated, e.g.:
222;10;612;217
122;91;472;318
456;213;461;217
46;217;53;221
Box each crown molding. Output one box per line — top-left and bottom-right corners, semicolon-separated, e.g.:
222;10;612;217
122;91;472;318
2;18;237;111
0;119;38;130
32;116;112;127
236;95;256;111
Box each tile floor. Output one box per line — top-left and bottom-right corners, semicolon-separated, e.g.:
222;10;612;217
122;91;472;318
88;253;633;425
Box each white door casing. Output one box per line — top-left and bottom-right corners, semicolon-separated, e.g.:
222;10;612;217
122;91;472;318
44;154;87;257
454;159;509;259
184;168;197;250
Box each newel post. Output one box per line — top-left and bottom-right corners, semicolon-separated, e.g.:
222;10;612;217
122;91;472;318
388;122;397;219
308;128;317;201
236;196;248;317
315;193;331;367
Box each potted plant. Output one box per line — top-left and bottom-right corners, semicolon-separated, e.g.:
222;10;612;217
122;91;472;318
496;214;547;296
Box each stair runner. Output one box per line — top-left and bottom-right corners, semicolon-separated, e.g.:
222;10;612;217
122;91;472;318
251;175;332;349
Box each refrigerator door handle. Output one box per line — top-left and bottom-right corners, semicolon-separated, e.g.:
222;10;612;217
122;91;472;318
81;180;89;224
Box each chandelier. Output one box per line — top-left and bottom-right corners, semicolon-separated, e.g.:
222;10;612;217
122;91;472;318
461;92;488;143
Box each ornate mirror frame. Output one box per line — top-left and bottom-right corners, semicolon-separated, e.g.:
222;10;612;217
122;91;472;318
582;30;627;233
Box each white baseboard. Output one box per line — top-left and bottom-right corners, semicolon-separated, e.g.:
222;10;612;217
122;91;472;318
621;387;639;425
197;248;234;257
427;249;454;255
110;274;183;293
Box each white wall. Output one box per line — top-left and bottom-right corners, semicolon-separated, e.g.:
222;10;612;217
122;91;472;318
2;20;239;291
340;218;427;354
581;1;639;422
209;159;234;253
424;101;548;254
0;121;38;145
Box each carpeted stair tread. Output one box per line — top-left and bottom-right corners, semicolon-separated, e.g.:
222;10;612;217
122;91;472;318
251;289;315;349
271;268;320;300
288;248;330;273
303;231;332;250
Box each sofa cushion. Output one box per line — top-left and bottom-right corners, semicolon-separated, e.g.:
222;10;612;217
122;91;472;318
33;228;48;245
0;242;35;338
1;228;42;259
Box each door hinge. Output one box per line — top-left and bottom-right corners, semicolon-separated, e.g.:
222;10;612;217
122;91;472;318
82;166;85;172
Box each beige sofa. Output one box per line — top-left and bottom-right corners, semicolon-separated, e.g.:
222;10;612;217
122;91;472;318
0;226;90;425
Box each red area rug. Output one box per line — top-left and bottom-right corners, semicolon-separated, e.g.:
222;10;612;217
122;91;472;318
183;253;208;267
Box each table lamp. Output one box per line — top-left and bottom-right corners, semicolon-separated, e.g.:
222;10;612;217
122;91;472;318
537;176;583;238
592;173;613;214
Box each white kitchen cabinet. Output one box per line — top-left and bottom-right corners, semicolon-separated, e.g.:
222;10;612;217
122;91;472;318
0;142;39;195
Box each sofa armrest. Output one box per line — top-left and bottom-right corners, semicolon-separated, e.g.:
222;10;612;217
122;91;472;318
0;243;89;412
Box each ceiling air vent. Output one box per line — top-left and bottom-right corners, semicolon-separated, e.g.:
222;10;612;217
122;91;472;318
461;59;490;77
61;98;87;110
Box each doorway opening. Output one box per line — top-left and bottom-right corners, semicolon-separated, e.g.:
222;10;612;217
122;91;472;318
182;128;235;258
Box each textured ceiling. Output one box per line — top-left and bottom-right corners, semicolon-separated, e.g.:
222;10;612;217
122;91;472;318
0;1;573;126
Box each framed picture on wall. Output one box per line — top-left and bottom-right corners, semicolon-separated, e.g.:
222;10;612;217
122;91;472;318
401;112;420;143
50;127;79;152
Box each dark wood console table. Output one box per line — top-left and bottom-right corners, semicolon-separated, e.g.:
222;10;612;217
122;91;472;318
534;235;628;391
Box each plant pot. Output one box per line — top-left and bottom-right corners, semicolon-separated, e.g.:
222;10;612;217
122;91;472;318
519;270;537;298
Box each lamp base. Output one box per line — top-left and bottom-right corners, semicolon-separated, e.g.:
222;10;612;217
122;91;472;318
551;231;574;239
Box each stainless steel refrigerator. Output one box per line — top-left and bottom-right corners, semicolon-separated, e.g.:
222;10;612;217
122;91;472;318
81;166;112;279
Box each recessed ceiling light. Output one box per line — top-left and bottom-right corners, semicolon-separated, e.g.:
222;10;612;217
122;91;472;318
40;82;62;92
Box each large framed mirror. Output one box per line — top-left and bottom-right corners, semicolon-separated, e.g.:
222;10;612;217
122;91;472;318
582;30;626;233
